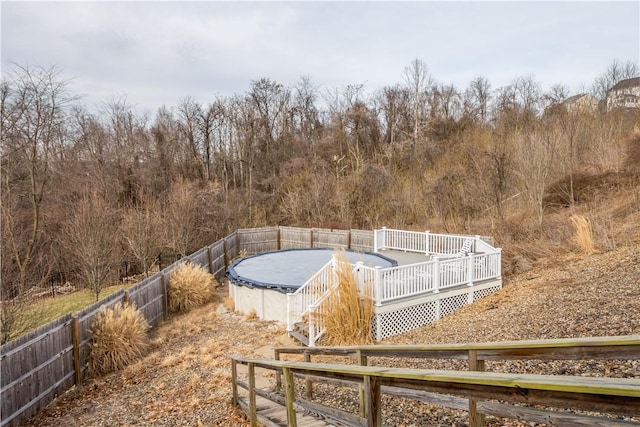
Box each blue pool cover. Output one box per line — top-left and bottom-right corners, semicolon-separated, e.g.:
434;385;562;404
227;248;397;293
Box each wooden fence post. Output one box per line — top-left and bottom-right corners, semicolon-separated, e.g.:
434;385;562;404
304;352;313;400
358;350;368;418
347;229;352;250
248;362;257;427
364;375;381;427
231;359;238;406
283;367;298;427
274;349;282;391
223;239;229;268
123;291;130;306
277;226;281;250
72;316;82;386
310;228;314;248
161;273;169;318
207;246;214;274
468;350;486;427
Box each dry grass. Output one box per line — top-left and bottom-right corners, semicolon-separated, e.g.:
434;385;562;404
88;302;150;376
245;310;258;320
570;214;596;255
222;296;235;311
168;262;216;313
316;251;373;345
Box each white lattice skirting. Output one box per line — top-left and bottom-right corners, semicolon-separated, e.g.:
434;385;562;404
373;279;502;341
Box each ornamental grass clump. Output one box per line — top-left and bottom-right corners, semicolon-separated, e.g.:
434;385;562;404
89;302;150;376
168;262;216;313
570;214;596;255
316;251;373;345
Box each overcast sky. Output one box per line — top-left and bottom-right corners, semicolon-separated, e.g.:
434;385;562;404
2;1;639;115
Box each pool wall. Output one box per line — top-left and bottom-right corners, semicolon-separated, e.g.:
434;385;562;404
229;281;289;324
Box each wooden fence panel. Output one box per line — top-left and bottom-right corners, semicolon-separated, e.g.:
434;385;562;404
351;229;374;252
279;226;312;249
312;228;349;249
187;247;209;269
209;240;227;279
128;274;165;328
0;314;74;427
225;232;239;262
237;227;278;254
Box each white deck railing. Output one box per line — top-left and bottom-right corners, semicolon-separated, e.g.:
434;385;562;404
288;229;502;346
374;227;493;255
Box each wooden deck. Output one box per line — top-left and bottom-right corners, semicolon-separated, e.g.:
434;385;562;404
378;249;431;266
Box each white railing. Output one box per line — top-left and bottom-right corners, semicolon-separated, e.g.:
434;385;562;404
362;262;435;303
377;228;429;253
286;258;336;332
374;227;499;256
287;229;502;346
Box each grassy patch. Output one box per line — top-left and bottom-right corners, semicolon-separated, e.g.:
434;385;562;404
12;284;129;340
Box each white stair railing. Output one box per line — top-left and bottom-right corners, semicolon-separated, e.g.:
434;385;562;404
286;257;336;333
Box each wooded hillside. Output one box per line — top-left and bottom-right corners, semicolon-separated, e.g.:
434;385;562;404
2;60;639;341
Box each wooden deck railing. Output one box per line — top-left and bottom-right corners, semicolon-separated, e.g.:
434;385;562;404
230;335;640;427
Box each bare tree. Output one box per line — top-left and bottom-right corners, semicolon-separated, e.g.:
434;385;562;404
403;59;434;149
513;74;542;117
63;191;120;301
403;59;432;151
163;179;200;256
432;83;461;121
248;77;291;162
466;76;491;122
374;84;411;146
177;97;207;181
513;130;557;224
591;59;639;100
100;96;149;204
149;106;180;192
121;192;163;277
291;75;321;154
0;65;73;293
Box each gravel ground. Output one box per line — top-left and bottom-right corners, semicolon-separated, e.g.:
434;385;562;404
24;245;640;427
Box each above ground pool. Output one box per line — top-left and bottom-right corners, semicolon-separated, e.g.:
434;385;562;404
227;248;397;293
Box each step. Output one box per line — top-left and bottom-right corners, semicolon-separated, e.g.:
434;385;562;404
288;329;309;346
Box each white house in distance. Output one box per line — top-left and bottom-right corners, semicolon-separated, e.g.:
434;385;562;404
561;93;599;114
607;76;640;111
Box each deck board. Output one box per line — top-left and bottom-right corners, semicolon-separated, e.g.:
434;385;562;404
238;395;337;427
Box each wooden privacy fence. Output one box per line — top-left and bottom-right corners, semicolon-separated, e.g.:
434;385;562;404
232;335;640;427
237;226;374;254
0;226;366;426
